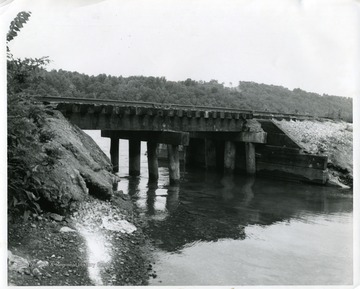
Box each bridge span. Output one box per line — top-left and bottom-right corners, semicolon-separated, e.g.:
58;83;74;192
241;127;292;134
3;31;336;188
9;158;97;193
38;96;328;185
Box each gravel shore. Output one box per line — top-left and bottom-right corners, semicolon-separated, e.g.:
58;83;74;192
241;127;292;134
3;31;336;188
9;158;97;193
8;191;154;286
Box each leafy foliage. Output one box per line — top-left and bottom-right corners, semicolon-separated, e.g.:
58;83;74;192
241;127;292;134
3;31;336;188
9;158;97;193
36;70;353;122
8;95;44;215
7;57;50;95
7;11;52;217
7;11;31;43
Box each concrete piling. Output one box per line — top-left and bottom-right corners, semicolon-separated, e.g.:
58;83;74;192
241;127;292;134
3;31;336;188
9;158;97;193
205;139;217;169
224;141;236;174
147;141;159;182
129;140;141;176
110;137;119;173
167;144;180;185
245;142;256;174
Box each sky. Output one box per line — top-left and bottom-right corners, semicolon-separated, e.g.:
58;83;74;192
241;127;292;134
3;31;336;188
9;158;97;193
1;0;359;98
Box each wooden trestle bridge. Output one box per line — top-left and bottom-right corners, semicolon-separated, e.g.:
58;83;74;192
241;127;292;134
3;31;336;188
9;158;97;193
38;96;329;185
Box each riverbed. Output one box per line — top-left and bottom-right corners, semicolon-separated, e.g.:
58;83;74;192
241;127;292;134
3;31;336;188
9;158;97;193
85;130;353;286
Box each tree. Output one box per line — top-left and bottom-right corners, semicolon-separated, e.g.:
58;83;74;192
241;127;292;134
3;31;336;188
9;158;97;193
7;11;51;216
7;12;50;95
7;11;31;48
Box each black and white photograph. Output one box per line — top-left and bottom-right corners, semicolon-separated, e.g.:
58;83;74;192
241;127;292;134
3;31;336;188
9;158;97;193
2;0;358;287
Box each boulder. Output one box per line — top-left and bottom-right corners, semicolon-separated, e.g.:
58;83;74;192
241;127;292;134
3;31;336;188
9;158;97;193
28;110;118;213
8;251;30;273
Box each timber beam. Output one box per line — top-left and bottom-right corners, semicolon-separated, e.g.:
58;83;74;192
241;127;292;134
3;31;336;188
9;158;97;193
101;130;190;146
57;103;248;132
189;131;267;144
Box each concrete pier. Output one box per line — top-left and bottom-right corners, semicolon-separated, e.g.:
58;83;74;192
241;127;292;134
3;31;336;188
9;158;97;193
224;141;236;174
129;140;141;176
205;139;217;169
245;143;256;175
110;138;119;173
167;144;180;185
147;141;159;182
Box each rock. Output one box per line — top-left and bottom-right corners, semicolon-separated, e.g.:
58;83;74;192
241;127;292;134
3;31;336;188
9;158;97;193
50;213;64;222
8;251;30;273
32;268;42;277
59;226;76;233
31;223;36;228
327;174;351;189
65;217;72;223
101;217;137;233
36;260;49;268
22;110;116;213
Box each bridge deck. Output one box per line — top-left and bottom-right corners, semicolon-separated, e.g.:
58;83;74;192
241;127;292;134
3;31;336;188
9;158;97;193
37;96;323;121
37;96;329;184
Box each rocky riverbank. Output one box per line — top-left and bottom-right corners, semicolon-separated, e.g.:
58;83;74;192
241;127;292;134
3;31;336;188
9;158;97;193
275;119;353;187
8;103;154;286
8;191;155;286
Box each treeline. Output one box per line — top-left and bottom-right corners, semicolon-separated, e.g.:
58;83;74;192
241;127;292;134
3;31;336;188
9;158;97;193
33;69;352;122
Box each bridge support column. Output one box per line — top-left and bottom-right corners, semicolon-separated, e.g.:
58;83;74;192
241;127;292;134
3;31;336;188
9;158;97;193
205;139;217;169
147;141;159;183
224;141;236;174
245;142;256;175
129;140;141;176
186;139;205;167
110;137;119;173
167;144;180;185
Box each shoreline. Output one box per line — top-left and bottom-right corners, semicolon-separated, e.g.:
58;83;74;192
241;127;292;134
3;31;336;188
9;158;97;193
7;118;353;285
8;191;154;286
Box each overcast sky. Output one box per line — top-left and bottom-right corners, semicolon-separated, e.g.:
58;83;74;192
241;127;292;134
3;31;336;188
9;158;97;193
1;0;360;97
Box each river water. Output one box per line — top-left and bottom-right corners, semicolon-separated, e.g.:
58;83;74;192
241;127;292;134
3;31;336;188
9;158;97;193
85;130;353;286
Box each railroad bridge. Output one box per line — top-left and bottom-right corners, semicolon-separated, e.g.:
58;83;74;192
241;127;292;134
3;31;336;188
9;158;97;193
39;97;328;185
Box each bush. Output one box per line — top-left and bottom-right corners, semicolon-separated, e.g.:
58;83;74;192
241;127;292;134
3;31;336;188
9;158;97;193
7;94;44;216
7;11;51;217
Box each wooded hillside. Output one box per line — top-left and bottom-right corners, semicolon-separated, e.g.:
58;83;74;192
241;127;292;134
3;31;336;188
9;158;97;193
33;69;352;122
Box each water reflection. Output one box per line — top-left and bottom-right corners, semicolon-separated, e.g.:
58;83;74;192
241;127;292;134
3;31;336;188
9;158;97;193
145;186;156;216
120;169;352;254
84;130;353;285
166;186;180;213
